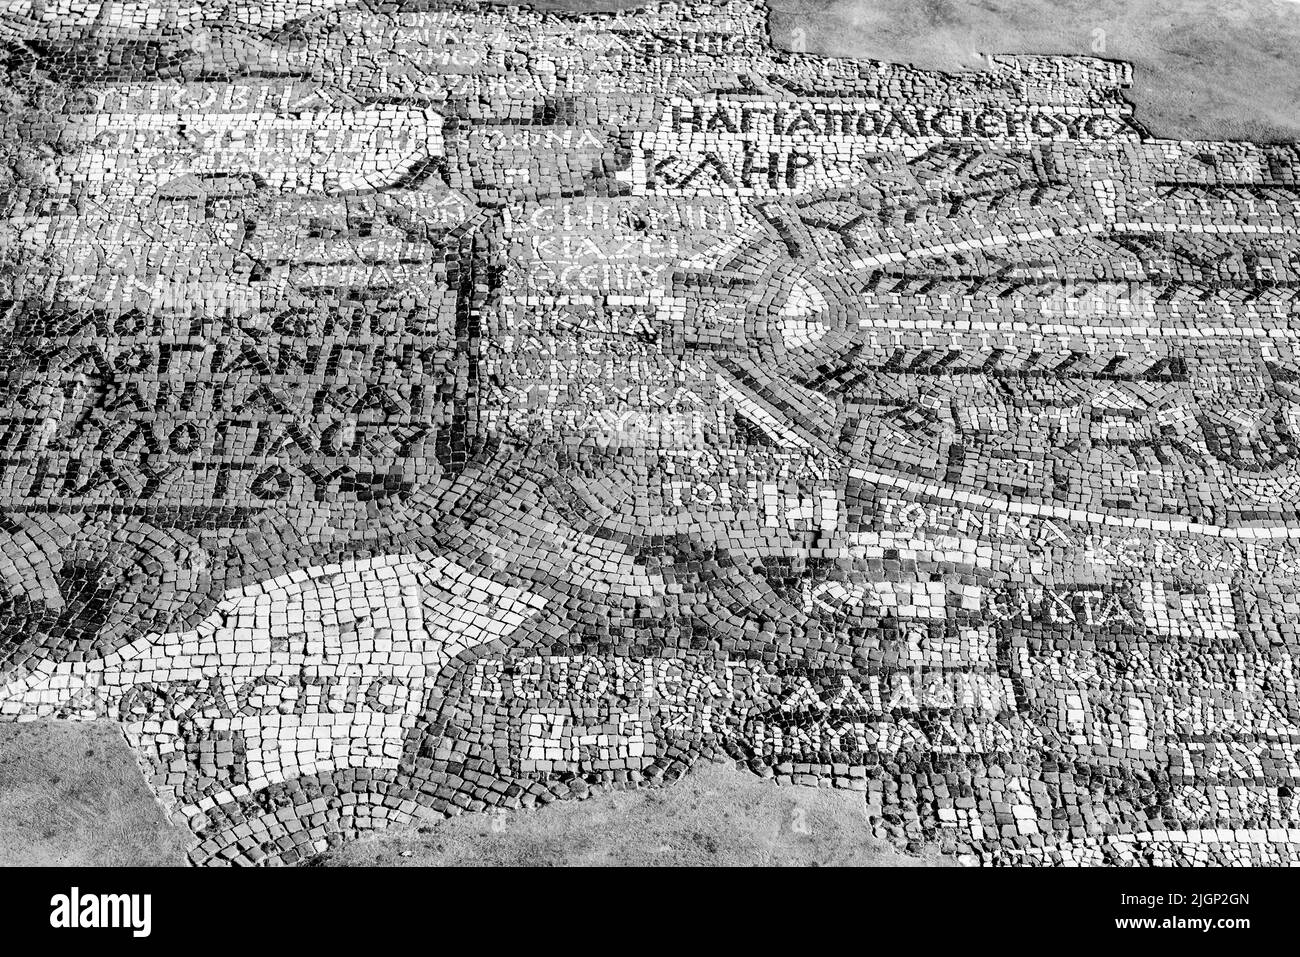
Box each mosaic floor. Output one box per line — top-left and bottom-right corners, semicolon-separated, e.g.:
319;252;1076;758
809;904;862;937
1;0;1299;867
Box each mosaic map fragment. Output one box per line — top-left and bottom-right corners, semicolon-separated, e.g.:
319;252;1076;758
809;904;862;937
2;0;1300;867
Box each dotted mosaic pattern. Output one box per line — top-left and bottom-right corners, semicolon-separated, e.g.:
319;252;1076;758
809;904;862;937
2;0;1300;866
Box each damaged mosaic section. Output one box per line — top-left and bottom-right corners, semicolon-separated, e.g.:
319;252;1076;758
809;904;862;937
1;0;1300;867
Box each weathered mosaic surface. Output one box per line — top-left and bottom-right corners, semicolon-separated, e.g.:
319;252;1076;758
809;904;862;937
2;0;1300;867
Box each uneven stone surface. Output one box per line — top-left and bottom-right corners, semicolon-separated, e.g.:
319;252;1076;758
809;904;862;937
0;0;1299;868
315;757;947;865
767;0;1300;143
0;720;191;866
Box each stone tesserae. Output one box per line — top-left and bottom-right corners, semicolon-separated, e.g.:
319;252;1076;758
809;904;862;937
1;0;1299;866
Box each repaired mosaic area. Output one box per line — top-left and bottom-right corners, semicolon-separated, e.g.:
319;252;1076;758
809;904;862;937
2;0;1300;867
